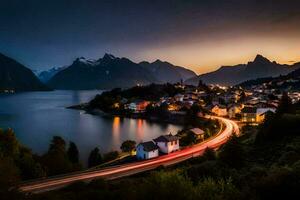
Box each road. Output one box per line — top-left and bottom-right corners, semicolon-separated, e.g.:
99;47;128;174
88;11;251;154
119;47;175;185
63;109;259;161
19;116;239;193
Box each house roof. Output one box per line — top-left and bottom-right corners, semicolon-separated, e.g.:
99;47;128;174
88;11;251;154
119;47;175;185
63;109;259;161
189;128;205;135
131;99;149;104
213;104;227;109
257;108;276;116
154;133;179;143
138;141;158;152
241;107;257;114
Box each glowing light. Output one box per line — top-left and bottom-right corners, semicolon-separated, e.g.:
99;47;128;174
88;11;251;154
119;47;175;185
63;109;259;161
112;117;121;143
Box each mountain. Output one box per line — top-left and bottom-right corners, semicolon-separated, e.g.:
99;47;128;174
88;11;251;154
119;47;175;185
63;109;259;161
37;66;66;83
0;53;49;92
286;62;300;78
239;62;300;89
47;54;158;90
139;59;196;83
47;54;197;90
185;55;300;86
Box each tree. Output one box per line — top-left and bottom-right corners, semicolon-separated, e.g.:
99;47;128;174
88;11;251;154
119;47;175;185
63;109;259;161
276;92;292;116
49;136;66;153
180;131;198;146
0;156;20;189
185;103;202;126
88;148;102;168
120;140;136;154
202;147;216;161
16;147;46;180
194;178;241;200
219;134;245;169
136;170;195;200
103;151;119;162
0;128;20;157
41;136;72;175
67;142;79;164
198;79;210;93
255;111;275;143
239;91;246;103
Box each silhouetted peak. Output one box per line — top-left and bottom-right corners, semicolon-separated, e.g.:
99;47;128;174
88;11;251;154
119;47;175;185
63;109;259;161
139;61;150;65
153;59;172;66
102;53;116;60
253;54;271;64
73;57;98;66
75;57;86;62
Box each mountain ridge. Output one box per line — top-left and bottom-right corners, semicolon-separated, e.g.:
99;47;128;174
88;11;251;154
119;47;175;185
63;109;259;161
0;53;49;92
238;64;300;90
47;54;196;90
185;55;300;86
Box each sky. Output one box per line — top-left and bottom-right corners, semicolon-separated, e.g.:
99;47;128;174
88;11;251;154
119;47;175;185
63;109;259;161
0;0;300;74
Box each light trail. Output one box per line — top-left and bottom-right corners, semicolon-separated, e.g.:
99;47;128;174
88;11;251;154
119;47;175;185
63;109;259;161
19;116;239;193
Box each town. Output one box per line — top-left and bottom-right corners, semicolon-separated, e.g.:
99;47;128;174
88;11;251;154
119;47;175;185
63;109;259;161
81;80;300;160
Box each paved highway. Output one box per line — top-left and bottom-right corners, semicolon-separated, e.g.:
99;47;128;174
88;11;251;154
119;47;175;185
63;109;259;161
19;116;239;193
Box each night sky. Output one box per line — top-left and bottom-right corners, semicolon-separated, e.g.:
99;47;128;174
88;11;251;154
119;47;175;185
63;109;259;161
1;0;300;74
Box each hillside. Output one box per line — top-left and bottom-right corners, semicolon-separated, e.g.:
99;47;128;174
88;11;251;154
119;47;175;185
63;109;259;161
186;55;300;86
48;54;196;90
0;53;49;92
239;63;300;90
37;67;67;83
47;54;157;90
140;60;196;83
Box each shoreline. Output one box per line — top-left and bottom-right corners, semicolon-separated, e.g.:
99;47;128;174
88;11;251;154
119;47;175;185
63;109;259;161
67;104;187;126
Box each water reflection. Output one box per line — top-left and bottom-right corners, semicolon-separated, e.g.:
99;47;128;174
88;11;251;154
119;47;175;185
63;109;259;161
0;90;183;162
112;117;121;144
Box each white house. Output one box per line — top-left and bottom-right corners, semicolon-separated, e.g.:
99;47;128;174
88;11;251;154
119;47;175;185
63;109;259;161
126;100;150;113
174;94;184;102
154;133;180;154
136;141;159;160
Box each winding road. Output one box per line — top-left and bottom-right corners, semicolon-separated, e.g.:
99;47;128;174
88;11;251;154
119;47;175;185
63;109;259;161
19;116;239;193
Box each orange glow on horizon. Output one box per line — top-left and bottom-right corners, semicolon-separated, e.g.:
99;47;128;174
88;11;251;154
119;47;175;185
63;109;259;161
134;35;300;75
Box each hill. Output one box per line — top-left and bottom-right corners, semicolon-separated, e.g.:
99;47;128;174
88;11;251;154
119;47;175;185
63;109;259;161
37;67;67;83
47;54;158;90
239;62;300;90
140;59;196;83
0;53;49;92
48;54;196;90
185;55;300;86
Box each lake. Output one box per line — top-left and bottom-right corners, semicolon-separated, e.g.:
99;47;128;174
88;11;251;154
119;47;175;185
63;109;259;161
0;90;182;162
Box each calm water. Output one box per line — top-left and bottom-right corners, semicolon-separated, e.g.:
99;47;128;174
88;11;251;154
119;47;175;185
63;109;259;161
0;90;182;161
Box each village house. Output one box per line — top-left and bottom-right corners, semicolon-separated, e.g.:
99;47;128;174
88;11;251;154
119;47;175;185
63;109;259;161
241;107;258;123
167;103;181;111
136;141;159;160
174;93;184;102
228;104;243;118
211;105;228;116
154;133;180;154
241;107;275;123
189;128;205;141
184;92;198;101
126;99;150;113
223;93;238;104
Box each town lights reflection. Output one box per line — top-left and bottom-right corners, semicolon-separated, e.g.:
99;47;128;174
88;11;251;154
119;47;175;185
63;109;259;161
136;119;144;141
112;117;120;143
